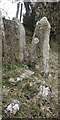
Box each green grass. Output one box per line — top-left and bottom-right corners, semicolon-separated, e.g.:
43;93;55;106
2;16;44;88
2;44;58;118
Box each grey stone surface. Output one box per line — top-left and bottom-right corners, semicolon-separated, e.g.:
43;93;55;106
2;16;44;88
30;17;51;75
13;18;26;62
37;85;51;101
3;18;26;63
5;100;20;117
0;10;2;119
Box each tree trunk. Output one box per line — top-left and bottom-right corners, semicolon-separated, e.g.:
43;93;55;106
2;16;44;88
16;2;20;18
20;3;23;22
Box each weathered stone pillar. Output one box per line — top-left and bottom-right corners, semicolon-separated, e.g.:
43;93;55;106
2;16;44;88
0;10;2;119
3;18;26;64
30;17;51;76
0;10;2;65
13;18;26;63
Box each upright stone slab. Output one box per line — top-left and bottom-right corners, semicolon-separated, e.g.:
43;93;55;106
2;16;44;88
30;17;51;75
0;10;2;119
13;18;26;62
3;18;26;64
0;10;1;69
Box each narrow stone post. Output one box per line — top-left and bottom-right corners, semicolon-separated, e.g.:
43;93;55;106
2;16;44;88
13;18;26;63
30;17;51;76
3;17;26;64
0;10;2;119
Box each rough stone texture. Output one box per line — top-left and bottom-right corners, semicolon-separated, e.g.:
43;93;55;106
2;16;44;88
30;17;51;75
0;10;2;118
0;10;2;66
37;85;51;101
5;100;20;117
3;18;26;64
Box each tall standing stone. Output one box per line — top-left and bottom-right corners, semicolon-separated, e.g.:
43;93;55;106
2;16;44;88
0;10;2;119
3;18;26;64
30;17;51;75
13;18;26;63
